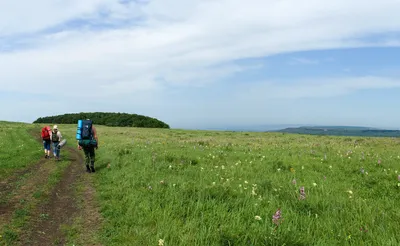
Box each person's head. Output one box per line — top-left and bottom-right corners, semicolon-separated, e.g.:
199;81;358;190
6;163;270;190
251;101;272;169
53;125;58;131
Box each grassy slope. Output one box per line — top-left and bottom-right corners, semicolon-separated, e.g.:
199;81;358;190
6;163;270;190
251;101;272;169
0;122;72;245
56;124;400;245
0;122;42;179
7;123;400;245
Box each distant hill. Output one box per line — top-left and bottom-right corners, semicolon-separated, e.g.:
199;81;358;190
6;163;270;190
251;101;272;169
274;126;400;137
33;112;170;129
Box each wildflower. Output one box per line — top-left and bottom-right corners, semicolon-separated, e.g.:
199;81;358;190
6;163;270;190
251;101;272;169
252;186;257;196
272;208;282;226
290;167;295;173
378;159;381;165
299;186;306;200
329;165;332;169
398;175;400;181
313;183;317;187
158;239;165;246
360;168;365;174
347;190;353;195
255;215;262;220
292;179;297;185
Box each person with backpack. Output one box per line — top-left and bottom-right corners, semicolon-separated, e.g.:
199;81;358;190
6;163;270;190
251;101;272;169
77;119;98;173
51;125;63;160
41;126;52;158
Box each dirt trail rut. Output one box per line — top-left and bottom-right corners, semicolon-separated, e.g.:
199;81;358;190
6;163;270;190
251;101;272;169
20;147;103;246
19;146;84;245
1;129;103;246
0;158;53;227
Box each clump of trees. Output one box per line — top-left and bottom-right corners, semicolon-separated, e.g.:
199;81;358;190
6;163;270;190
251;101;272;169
33;112;170;129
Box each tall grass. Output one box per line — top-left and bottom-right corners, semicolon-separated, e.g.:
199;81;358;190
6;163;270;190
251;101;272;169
45;125;400;245
0;122;42;179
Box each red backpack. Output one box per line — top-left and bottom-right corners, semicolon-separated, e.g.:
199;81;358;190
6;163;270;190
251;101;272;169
41;126;51;140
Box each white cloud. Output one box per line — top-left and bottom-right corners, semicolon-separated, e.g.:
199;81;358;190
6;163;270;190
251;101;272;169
1;0;400;126
233;76;400;101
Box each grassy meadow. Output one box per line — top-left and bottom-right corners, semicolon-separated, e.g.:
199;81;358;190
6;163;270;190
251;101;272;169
56;123;400;245
0;122;43;179
2;122;400;245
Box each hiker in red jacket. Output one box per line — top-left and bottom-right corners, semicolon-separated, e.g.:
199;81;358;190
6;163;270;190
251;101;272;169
41;126;52;158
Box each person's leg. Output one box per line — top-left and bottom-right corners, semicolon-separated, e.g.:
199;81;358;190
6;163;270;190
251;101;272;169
83;147;92;172
44;141;51;158
52;142;56;158
56;144;61;159
52;142;60;160
43;140;47;158
89;147;96;172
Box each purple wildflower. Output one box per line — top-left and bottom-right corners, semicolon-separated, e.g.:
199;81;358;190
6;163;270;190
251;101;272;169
272;208;282;226
378;159;381;165
299;186;306;200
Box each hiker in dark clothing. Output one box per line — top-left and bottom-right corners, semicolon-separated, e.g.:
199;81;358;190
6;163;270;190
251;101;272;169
77;120;98;173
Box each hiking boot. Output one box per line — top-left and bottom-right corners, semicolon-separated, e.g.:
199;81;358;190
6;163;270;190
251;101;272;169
90;166;95;173
86;165;91;173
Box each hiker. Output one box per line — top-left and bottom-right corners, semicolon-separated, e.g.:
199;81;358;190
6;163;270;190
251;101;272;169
77;119;98;173
51;125;62;160
41;126;52;158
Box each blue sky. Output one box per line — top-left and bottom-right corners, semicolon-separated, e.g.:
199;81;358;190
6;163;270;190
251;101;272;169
1;0;400;130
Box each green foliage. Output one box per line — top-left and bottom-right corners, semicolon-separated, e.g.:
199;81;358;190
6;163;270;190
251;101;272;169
56;125;400;245
0;122;42;179
32;112;170;129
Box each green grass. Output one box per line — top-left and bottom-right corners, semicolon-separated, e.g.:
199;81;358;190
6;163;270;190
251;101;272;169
2;123;400;245
0;122;43;179
55;124;400;245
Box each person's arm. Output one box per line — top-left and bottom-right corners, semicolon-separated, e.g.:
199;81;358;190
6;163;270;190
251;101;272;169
58;131;62;141
93;126;98;148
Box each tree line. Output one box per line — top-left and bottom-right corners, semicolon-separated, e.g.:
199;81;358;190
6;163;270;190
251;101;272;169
33;112;170;129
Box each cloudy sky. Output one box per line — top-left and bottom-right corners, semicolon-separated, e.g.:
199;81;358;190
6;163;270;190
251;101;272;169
1;0;400;129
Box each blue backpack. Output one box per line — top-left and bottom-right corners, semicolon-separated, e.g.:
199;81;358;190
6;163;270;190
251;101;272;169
77;120;97;147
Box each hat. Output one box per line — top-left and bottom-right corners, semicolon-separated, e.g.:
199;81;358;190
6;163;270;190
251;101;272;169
53;125;58;130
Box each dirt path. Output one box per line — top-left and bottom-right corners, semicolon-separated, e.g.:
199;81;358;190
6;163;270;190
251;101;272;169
0;158;54;229
0;130;103;246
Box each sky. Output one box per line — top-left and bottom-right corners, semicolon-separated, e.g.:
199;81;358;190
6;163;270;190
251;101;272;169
1;0;400;130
